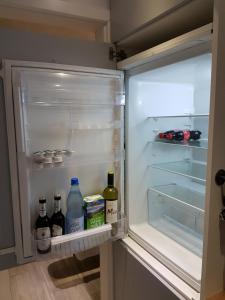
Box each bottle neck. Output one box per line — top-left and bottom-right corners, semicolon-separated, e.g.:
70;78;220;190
54;200;61;213
108;173;114;187
70;184;80;192
39;202;46;217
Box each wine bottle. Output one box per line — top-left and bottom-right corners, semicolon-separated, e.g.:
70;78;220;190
35;197;51;254
103;172;118;224
51;194;65;237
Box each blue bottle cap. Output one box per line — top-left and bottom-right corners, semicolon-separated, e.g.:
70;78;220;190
71;177;79;185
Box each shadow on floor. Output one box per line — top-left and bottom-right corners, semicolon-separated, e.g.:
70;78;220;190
48;254;100;290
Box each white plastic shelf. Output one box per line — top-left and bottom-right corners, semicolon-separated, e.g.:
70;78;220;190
25;101;124;108
70;121;121;130
30;150;123;171
34;214;127;259
25;121;121;131
151;160;206;183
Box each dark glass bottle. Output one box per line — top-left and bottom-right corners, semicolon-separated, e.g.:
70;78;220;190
35;197;51;254
51;194;65;237
103;172;118;224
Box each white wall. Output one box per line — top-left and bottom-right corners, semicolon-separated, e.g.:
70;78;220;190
0;0;110;22
0;27;115;68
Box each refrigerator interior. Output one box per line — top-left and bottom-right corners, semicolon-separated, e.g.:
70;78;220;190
13;67;124;258
127;53;211;288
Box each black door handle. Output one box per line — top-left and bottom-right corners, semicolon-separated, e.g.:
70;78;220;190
215;169;225;220
215;169;225;186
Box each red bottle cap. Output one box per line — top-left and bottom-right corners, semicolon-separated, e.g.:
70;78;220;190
183;130;190;140
166;133;173;140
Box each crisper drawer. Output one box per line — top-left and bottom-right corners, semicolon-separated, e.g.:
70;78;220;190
148;184;204;257
34;214;127;259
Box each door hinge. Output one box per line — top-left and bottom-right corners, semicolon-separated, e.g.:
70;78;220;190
109;47;127;62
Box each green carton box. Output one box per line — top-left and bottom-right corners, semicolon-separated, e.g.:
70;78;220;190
84;194;105;229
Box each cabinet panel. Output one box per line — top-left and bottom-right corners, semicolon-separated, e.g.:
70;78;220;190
113;241;179;300
111;0;185;42
0;78;15;249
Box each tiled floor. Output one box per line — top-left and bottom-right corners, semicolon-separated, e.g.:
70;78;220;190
0;256;100;300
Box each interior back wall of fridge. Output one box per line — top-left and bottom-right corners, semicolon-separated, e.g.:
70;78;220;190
0;27;116;270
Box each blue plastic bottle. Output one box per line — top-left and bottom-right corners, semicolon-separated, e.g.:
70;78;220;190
66;177;84;233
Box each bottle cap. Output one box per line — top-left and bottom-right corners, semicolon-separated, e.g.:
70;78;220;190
71;177;79;185
54;193;61;200
39;196;46;203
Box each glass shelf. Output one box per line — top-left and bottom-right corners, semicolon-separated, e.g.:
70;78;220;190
151;160;206;182
147;114;209;119
149;184;205;213
151;139;208;150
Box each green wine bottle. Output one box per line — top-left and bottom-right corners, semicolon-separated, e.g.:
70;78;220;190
103;172;118;224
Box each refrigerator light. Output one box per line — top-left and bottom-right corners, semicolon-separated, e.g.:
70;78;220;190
57;72;67;77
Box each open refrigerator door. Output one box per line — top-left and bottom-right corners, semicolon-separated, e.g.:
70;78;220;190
5;62;126;262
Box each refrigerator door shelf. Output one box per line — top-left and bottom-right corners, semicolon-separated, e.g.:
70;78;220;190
69;120;121;131
34;214;127;261
25;120;121;132
25;102;125;108
30;150;123;170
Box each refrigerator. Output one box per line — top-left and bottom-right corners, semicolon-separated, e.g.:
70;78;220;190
3;5;225;299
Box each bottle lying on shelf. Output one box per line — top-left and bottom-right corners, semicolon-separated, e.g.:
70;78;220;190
158;130;202;141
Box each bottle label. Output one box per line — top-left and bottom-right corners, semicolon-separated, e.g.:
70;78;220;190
52;224;63;237
67;217;84;233
36;227;51;251
106;200;118;224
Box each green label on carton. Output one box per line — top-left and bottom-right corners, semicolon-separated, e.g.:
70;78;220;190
86;210;105;229
84;194;105;229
